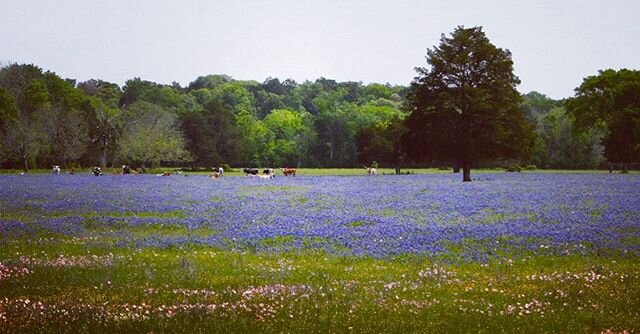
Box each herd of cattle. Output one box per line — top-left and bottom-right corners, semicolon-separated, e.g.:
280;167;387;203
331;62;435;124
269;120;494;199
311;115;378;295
51;166;379;178
240;168;296;178
82;166;298;178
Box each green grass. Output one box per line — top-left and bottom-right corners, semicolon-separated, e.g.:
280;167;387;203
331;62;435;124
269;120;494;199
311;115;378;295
1;241;638;333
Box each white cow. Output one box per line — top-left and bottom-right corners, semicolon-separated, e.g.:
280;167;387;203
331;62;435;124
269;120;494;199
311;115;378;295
364;166;377;176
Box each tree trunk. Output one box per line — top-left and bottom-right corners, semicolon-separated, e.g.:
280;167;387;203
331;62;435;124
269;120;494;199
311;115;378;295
462;162;471;182
100;146;108;169
329;144;334;162
622;163;629;174
395;165;401;175
22;155;29;172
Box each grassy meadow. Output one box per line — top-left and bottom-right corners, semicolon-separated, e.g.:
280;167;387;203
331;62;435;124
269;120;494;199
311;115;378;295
0;170;639;333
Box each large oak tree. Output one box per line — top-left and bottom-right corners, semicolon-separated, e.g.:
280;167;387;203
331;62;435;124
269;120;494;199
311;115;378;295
403;26;534;181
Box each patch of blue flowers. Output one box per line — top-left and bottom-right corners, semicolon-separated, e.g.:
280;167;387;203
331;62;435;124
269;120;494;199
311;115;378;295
1;173;639;260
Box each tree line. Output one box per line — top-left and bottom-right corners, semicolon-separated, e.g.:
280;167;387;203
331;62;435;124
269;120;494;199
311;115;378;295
1;26;638;180
0;65;408;171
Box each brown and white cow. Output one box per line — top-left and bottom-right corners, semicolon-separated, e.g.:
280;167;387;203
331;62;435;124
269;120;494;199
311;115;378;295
280;167;297;176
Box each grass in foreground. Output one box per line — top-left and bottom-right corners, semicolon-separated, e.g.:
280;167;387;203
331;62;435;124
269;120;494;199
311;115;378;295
1;242;638;333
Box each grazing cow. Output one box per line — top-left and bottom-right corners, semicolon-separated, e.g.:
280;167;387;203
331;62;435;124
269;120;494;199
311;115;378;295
255;171;274;179
52;165;61;174
280;167;296;176
244;168;275;179
209;166;223;179
364;166;377;176
243;168;259;176
92;166;103;176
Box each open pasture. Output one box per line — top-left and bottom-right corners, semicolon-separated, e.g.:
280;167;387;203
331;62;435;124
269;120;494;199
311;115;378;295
1;173;639;333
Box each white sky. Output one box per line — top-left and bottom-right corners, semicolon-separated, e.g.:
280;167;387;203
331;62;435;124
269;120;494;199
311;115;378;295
1;0;639;99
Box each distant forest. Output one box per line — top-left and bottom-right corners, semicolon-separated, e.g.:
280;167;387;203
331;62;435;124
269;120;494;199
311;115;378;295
0;63;609;171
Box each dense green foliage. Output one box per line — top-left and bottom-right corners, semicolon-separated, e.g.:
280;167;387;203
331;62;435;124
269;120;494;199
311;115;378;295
0;66;407;171
522;92;605;169
566;69;640;172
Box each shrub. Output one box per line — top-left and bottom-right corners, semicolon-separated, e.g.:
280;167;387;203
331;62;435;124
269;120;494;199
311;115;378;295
505;164;521;172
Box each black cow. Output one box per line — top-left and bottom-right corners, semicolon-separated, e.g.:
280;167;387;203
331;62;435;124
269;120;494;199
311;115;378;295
243;168;259;176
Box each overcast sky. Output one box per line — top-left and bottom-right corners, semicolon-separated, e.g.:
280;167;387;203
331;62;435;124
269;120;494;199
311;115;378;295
1;0;639;99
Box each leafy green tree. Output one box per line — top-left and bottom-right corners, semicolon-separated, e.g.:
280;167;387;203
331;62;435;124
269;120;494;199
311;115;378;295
519;91;605;169
77;79;122;109
235;110;271;166
521;91;562;123
0;78;51;171
261;77;289;95
262;109;315;167
120;78;187;114
313;105;358;167
0;87;18;121
215;82;256;116
363;83;394;101
180;100;245;167
118;101;190;167
403;26;535;181
254;90;285;119
534;107;604;168
292;80;323;115
337;81;363;103
41;73;91;168
566;69;640;172
81;98;121;168
188;88;213;107
353;102;403;129
357;115;408;174
0;88;19;161
187;74;232;90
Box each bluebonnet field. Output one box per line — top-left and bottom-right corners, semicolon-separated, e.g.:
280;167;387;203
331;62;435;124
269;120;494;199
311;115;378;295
2;173;639;260
1;172;639;333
